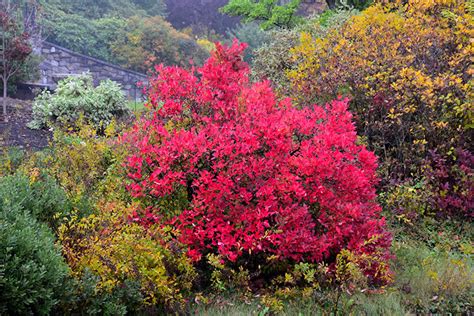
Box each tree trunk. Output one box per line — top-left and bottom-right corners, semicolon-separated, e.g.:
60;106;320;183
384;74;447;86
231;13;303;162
3;78;7;122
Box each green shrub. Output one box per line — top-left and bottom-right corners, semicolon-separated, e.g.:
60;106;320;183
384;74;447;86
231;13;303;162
226;22;271;62
28;74;129;132
252;9;358;95
0;147;25;176
65;270;144;316
0;174;72;229
0;203;70;315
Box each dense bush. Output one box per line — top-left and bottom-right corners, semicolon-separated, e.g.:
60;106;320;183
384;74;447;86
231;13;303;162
424;148;473;218
386;148;474;222
226;22;271;62
288;0;473;217
382;180;433;224
28;74;129;132
0;174;71;229
252;9;358;96
0;189;70;315
124;41;392;285
22;120;128;210
59;200;197;313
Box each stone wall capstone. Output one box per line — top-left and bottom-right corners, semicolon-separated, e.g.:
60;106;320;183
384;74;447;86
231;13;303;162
36;41;147;100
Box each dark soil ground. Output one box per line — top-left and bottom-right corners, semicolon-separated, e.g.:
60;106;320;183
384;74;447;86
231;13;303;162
0;98;51;150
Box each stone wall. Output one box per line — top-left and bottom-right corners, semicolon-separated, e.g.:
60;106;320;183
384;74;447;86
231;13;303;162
35;41;147;100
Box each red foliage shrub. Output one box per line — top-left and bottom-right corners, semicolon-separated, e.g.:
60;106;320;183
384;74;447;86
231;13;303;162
124;41;392;284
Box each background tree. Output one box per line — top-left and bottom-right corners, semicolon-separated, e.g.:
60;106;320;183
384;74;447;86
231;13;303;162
221;0;372;27
221;0;303;30
226;22;271;62
165;0;239;35
42;0;167;20
110;15;208;72
40;0;207;71
251;9;357;94
0;0;34;121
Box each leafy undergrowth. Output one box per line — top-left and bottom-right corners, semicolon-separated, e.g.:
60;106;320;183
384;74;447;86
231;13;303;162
192;234;473;315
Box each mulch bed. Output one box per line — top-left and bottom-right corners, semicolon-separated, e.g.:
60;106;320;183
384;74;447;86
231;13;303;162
0;98;51;150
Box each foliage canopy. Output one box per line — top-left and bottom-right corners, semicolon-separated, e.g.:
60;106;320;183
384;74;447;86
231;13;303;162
221;0;303;30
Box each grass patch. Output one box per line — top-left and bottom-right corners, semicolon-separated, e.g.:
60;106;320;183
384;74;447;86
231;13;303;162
126;100;146;112
191;238;473;315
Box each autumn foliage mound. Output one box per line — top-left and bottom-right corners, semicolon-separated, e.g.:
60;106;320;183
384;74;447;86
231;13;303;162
288;0;473;218
124;41;392;284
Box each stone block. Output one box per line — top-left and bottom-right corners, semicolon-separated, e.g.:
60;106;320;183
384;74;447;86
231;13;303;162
56;66;69;73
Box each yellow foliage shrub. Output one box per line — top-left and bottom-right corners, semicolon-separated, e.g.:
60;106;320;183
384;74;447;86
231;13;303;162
288;0;473;180
59;200;196;310
197;38;216;53
19;119;129;205
382;180;434;223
